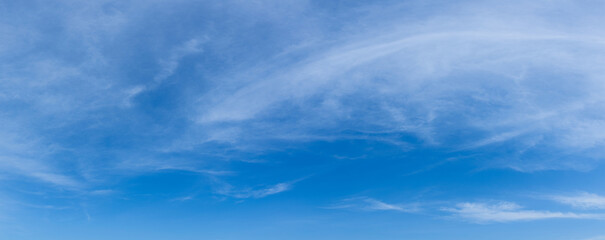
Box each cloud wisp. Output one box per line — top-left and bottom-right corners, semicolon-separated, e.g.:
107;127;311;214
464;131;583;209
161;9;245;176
443;202;603;223
185;0;605;172
327;197;420;213
2;0;605;198
551;193;605;210
215;182;293;199
3;2;605;238
585;236;605;240
328;196;605;224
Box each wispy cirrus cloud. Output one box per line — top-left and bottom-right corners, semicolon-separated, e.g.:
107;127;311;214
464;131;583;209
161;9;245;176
186;0;605;172
124;37;206;107
2;0;604;199
443;202;603;223
0;125;81;188
327;197;420;213
3;0;605;231
585;236;605;240
215;182;293;199
551;193;605;210
328;197;605;224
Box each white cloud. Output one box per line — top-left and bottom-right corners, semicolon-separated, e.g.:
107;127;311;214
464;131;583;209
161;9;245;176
187;0;605;171
121;37;206;107
216;182;293;199
444;202;603;223
154;38;205;82
89;189;116;196
585;236;605;240
0;156;81;188
551;193;605;209
0;127;81;188
3;0;605;220
327;197;419;213
171;196;194;202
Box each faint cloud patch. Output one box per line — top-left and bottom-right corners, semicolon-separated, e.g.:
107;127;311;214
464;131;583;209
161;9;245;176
327;196;420;213
215;182;294;199
443;201;603;223
551;192;605;210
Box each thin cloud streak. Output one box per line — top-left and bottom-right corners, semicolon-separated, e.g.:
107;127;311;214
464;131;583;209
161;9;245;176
327;197;420;213
585;236;605;240
2;2;605;237
215;182;293;199
190;2;605;171
444;202;603;223
551;193;605;210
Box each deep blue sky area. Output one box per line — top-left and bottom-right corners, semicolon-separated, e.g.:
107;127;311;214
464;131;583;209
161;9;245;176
2;0;605;239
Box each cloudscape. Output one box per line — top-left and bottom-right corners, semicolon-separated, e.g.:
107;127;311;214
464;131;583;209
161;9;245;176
2;0;605;239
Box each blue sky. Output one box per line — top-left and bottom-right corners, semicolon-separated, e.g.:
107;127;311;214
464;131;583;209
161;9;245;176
2;0;605;239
